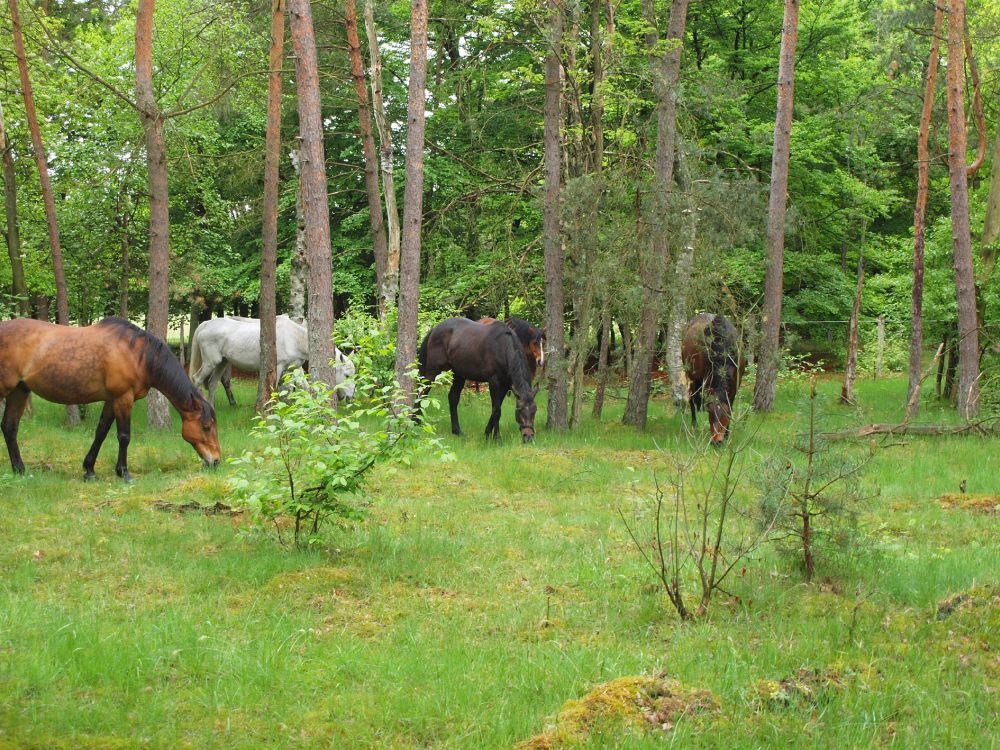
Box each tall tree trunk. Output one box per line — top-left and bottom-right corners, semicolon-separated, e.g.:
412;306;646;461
665;144;697;407
936;332;948;397
364;0;399;317
623;0;689;427
0;99;29;317
288;0;338;402
119;233;130;317
257;0;285;414
10;0;79;424
907;3;943;415
393;0;429;404
135;0;172;429
945;0;978;419
752;0;799;413
345;0;389;320
841;254;864;405
289;149;307;324
592;303;611;419
543;0;567;429
983;119;1000;257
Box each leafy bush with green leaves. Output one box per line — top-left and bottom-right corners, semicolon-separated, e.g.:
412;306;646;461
229;369;452;546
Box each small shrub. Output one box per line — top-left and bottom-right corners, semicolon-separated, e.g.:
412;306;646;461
228;368;452;545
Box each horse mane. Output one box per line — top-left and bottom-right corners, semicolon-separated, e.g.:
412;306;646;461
706;315;738;402
97;317;214;422
504;317;543;346
497;327;535;400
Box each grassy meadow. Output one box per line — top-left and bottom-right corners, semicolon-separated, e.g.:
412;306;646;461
1;374;999;748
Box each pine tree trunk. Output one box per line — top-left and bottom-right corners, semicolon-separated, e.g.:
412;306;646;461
289;149;307;325
11;0;79;424
393;0;429;405
288;0;338;403
0;100;29;317
257;0;285;414
752;0;799;413
346;0;389;321
841;255;864;405
666;145;696;407
945;0;979;419
135;0;171;429
982;114;1000;266
592;304;611;419
364;0;399;316
907;3;942;415
543;0;568;429
623;0;688;427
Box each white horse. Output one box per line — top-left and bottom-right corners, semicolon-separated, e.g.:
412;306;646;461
189;315;355;406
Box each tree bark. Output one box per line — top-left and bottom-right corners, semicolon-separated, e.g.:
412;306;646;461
345;0;389;321
841;255;864;405
289;149;307;324
666;145;696;406
907;3;943;415
623;0;689;427
875;314;885;379
257;0;285;414
135;0;172;429
592;303;611;419
982;118;1000;267
0;99;29;317
364;0;400;317
944;0;979;419
288;0;338;403
393;0;429;404
11;0;79;424
543;0;567;429
752;0;799;413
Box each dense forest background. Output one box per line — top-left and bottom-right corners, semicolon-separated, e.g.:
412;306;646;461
1;0;999;399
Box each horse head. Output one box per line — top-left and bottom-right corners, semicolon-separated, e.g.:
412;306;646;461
334;350;356;401
529;328;546;369
181;392;222;467
515;384;539;443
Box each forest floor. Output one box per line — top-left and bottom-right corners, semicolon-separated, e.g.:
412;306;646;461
1;374;998;749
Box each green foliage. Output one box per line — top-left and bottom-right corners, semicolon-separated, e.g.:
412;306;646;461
228;369;452;546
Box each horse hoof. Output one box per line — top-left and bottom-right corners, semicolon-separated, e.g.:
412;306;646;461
117;470;134;483
84;472;97;482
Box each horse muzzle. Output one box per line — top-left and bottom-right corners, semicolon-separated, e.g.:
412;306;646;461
521;429;535;443
203;457;221;469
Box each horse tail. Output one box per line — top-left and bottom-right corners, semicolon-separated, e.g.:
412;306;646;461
417;329;430;377
188;323;202;378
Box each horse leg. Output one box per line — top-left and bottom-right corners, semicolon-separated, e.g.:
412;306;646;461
207;361;227;407
689;382;701;427
485;380;505;441
82;401;116;481
221;362;236;406
112;396;135;482
449;376;465;435
1;384;30;474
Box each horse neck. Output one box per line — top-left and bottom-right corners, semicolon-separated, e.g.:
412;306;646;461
506;344;533;401
143;343;194;413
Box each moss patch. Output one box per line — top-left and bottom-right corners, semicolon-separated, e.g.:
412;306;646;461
938;493;1000;514
516;675;718;749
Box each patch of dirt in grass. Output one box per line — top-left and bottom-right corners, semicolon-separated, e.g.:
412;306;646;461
750;667;851;710
938;493;1000;514
516;675;718;749
263;566;357;597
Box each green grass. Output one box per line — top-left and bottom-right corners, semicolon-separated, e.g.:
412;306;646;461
1;375;999;748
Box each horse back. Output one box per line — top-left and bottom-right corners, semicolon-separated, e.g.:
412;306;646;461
422;317;512;382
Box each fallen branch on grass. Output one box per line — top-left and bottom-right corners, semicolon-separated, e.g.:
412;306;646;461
819;420;1000;441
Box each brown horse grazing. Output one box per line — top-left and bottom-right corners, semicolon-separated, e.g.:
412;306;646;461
0;317;221;481
681;313;745;445
418;317;538;442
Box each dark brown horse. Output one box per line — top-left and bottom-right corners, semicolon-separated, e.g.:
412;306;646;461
478;317;545;378
418;317;538;442
0;317;221;480
681;313;745;445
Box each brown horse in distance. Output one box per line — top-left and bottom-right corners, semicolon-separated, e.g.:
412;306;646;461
681;313;745;445
0;317;221;480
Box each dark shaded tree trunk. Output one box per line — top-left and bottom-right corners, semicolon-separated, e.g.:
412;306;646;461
944;332;958;400
135;0;172;429
257;0;285;414
288;0;338;402
907;3;942;415
623;0;689;427
936;332;948;398
592;304;611;419
10;0;78;424
365;0;399;316
543;0;567;429
945;0;979;419
393;0;429;404
752;0;799;413
0;100;28;317
346;0;389;321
